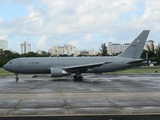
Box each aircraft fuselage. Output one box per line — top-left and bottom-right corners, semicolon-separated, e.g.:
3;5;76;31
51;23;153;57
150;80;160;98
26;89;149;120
3;56;146;74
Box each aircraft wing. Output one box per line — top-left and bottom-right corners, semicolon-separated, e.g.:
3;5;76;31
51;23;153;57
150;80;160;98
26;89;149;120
62;62;111;72
127;59;149;64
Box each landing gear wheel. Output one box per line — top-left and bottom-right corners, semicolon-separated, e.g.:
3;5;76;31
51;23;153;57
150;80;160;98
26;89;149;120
15;73;19;82
79;76;83;81
73;75;83;81
74;75;78;80
16;77;19;82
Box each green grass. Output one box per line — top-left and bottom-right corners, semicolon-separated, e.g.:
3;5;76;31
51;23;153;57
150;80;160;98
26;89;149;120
0;68;13;75
113;69;158;73
110;66;160;74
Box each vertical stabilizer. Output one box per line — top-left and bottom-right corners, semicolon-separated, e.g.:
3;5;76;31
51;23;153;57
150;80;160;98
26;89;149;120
118;30;150;59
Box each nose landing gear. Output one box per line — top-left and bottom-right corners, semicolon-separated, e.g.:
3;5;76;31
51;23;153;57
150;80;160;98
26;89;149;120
15;73;19;82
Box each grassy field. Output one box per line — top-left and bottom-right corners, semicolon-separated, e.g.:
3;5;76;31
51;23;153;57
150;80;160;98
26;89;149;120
110;66;160;74
0;66;160;76
0;68;14;75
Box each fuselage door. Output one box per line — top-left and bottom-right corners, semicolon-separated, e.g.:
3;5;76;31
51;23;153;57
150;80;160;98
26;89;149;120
18;61;22;67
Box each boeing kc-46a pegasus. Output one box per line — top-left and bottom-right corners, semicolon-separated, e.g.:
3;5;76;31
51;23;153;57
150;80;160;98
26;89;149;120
3;30;150;82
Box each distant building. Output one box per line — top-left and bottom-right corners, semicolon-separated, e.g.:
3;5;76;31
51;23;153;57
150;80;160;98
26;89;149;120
156;43;160;53
108;42;130;55
21;41;31;54
108;40;156;55
144;40;156;51
0;40;8;50
75;49;99;56
48;44;76;56
122;43;130;52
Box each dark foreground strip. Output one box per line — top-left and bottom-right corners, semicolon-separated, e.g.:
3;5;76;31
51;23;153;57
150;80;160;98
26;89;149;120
0;115;160;120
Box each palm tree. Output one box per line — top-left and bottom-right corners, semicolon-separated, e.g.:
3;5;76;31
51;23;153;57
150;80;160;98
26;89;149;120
99;43;109;56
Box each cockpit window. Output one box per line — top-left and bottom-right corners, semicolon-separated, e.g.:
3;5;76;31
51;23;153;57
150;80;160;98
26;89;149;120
9;62;12;64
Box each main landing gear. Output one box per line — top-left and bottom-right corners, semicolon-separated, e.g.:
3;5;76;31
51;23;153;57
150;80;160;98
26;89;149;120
15;73;19;82
73;75;83;81
73;72;83;81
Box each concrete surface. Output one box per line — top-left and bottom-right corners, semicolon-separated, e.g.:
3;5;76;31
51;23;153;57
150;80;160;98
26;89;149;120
0;73;160;116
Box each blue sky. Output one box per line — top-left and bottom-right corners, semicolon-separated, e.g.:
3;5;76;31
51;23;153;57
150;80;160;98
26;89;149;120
0;0;160;53
0;2;29;20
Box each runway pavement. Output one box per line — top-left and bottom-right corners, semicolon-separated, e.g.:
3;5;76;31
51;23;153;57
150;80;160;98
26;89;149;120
0;73;160;119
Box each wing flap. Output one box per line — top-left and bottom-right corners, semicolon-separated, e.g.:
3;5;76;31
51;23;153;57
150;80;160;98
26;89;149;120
63;62;111;71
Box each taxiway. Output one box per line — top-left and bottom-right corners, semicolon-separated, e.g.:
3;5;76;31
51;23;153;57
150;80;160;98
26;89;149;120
0;73;160;116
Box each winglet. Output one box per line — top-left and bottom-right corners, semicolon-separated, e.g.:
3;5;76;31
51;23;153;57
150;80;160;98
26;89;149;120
118;30;150;59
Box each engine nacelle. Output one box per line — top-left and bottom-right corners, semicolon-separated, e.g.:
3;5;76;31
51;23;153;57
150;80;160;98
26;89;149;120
51;68;71;77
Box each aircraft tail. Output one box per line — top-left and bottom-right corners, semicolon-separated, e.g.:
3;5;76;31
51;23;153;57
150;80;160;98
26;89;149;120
118;30;150;59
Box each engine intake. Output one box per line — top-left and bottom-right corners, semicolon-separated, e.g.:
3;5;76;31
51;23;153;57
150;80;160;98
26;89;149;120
51;68;71;77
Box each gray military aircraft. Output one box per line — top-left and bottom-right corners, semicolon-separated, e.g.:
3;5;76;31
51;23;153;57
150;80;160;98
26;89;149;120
3;30;150;82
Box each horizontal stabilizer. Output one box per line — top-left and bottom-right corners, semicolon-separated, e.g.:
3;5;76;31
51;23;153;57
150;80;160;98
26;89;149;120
127;59;149;64
150;62;157;64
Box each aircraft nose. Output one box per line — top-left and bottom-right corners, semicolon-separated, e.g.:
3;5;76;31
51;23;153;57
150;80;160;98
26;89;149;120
3;64;8;70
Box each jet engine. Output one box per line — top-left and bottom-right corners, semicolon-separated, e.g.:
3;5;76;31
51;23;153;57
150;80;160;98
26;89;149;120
51;68;71;77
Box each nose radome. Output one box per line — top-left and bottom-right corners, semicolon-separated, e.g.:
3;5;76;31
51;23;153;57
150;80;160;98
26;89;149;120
3;64;7;70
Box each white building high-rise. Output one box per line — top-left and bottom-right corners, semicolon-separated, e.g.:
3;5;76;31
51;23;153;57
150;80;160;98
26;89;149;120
108;42;130;55
144;40;155;51
21;41;31;54
75;49;99;56
122;43;130;52
108;40;157;55
0;40;8;50
156;43;160;53
48;44;76;56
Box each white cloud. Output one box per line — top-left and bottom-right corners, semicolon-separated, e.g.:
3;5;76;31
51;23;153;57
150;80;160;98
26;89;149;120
28;6;40;20
1;0;160;52
85;34;93;41
68;40;79;48
14;0;137;34
0;17;3;22
0;35;7;40
0;30;8;35
68;34;94;50
36;35;47;47
1;0;159;35
108;35;116;43
0;0;40;4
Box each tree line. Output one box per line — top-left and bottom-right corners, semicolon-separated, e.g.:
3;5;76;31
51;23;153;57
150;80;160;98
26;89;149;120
99;42;160;65
0;50;51;67
0;42;160;67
